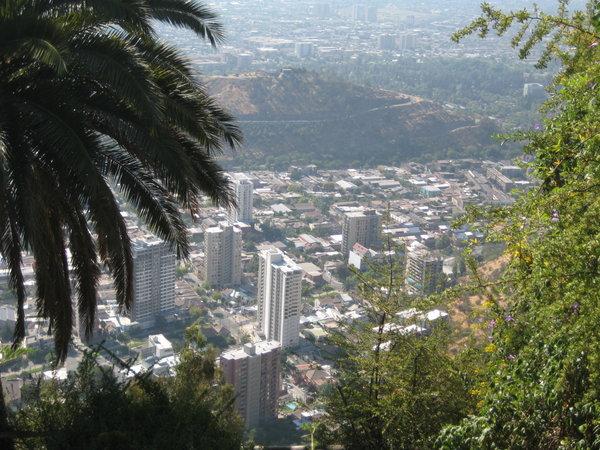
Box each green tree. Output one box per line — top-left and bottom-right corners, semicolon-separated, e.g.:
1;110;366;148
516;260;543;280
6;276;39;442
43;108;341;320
176;264;190;278
184;323;208;350
317;258;473;449
243;240;257;252
245;254;259;274
435;234;452;251
0;0;240;360
10;334;245;449
439;2;600;447
0;344;29;368
260;221;285;242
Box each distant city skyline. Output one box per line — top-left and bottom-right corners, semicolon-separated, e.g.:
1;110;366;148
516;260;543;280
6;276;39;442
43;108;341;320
0;0;552;442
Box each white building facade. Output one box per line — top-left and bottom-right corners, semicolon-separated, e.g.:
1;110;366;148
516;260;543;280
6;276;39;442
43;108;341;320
229;173;254;224
257;249;302;348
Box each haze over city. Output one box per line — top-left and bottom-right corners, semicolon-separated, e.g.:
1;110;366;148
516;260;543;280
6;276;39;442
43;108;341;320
0;1;598;449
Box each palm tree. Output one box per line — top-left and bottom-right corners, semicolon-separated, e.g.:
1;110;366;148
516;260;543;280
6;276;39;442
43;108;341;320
0;0;241;361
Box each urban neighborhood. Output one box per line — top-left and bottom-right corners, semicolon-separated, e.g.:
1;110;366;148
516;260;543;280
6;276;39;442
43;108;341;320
0;158;530;438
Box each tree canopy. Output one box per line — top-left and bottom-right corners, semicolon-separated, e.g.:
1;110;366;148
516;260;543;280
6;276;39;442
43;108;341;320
315;249;474;449
10;327;245;449
437;1;600;447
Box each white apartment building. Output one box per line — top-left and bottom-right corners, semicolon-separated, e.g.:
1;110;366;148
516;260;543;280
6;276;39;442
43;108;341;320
0;305;16;323
128;238;176;328
220;341;281;428
142;334;174;359
257;249;303;348
228;173;254;224
203;222;242;288
341;209;381;255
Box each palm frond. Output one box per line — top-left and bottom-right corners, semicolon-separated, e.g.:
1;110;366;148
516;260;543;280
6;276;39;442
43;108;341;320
41;0;153;36
0;16;68;74
0;161;27;345
99;140;190;258
0;0;238;362
173;131;235;207
70;30;164;121
66;208;100;340
145;0;224;45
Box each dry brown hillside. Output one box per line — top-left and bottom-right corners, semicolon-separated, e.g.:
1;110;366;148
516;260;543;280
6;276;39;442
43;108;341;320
451;256;510;348
205;69;501;167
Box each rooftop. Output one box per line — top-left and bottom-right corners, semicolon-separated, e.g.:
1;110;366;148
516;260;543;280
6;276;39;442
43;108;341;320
221;340;281;360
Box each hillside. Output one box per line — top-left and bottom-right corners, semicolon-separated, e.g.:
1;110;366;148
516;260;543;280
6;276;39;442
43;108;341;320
205;69;503;168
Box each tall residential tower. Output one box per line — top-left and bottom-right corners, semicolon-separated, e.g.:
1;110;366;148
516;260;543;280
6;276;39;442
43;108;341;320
203;222;242;288
257;249;302;348
341;209;381;255
128;238;176;328
229;173;254;224
220;341;281;428
405;242;445;295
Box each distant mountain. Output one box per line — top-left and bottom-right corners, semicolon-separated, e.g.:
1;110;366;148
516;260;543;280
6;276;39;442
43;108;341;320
205;69;502;168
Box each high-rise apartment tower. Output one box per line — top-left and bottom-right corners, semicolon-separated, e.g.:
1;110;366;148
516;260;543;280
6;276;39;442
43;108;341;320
229;173;254;224
257;249;302;348
220;341;281;428
203;222;242;288
128;238;176;327
341;209;381;255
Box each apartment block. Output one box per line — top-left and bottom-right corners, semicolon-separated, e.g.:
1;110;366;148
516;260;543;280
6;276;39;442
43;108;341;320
128;238;176;328
229;173;254;224
220;341;281;428
257;249;303;348
405;242;444;295
203;222;242;288
341;209;381;255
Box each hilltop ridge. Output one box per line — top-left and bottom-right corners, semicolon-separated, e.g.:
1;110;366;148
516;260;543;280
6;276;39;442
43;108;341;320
205;69;501;168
